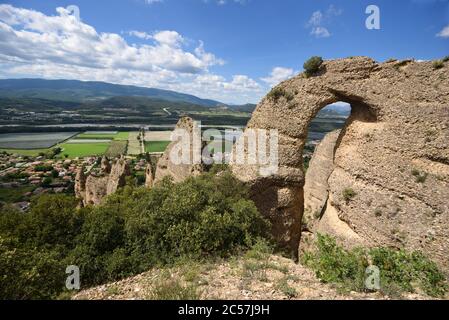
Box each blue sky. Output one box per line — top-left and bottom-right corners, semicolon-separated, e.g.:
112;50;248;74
0;0;448;104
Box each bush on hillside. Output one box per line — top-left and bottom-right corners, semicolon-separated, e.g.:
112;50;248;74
302;234;447;298
303;56;323;77
0;169;269;298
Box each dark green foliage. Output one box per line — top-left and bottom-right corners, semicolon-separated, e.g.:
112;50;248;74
411;169;428;183
443;56;449;62
41;177;52;187
0;238;66;300
52;147;62;156
342;188;357;202
303;56;324;76
0;171;268;299
302;234;368;291
302;234;447;297
34;165;53;172
369;247;447;297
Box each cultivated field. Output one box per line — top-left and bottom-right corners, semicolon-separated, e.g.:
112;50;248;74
105;140;128;158
58;132;130;158
144;131;172;142
75;131;129;140
144;141;171;153
0;148;50;157
66;139;112;144
127;132;142;155
59;142;110;158
0;132;77;149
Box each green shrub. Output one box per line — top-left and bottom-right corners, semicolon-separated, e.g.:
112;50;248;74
303;56;323;76
443;56;449;62
369;247;447;297
302;234;368;291
148;273;202;300
276;277;297;298
342;188;357;202
0;237;67;300
122;172;269;265
267;87;294;102
302;234;448;297
433;60;444;69
34;165;53;172
411;169;428;183
0;170;269;298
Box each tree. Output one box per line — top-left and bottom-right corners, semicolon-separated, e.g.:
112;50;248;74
51;170;59;178
304;56;323;77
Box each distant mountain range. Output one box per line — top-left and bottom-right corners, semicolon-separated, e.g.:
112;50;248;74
0;78;255;111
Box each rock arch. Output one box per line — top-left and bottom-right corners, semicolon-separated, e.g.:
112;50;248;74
231;57;449;271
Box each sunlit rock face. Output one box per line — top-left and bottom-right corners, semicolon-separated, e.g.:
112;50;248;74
231;57;449;270
75;156;130;206
154;116;205;184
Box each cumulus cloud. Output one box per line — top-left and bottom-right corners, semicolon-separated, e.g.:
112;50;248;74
306;5;342;38
0;4;262;104
436;25;449;38
261;67;295;86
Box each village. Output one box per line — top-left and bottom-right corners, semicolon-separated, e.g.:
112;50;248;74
0;150;153;212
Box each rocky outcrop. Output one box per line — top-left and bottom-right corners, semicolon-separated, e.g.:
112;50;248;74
145;164;153;188
231;57;449;270
75;156;131;206
154;117;205;184
74;166;86;200
101;156;111;174
303;130;341;229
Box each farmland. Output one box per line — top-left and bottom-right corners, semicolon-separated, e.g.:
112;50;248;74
105;140;128;158
144;131;172;142
144;141;171;153
0;132;77;149
58;142;110;158
76;131;129;141
127;132;142;155
0;131;133;158
60;131;131;158
0;148;51;157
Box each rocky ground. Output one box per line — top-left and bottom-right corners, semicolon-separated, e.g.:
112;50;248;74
73;253;433;301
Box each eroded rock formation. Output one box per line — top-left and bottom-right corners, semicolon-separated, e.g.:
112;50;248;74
145;164;153;188
231;57;449;269
101;156;111;174
75;156;130;206
303;130;341;229
154;116;205;184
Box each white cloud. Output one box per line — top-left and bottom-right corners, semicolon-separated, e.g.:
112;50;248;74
145;0;163;4
306;5;342;38
436;25;449;38
310;26;331;38
128;30;152;40
152;30;185;47
261;67;295;86
0;4;262;104
127;30;187;47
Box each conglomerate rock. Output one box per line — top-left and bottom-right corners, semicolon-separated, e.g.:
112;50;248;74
231;57;449;270
154;116;205;184
75;156;130;206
